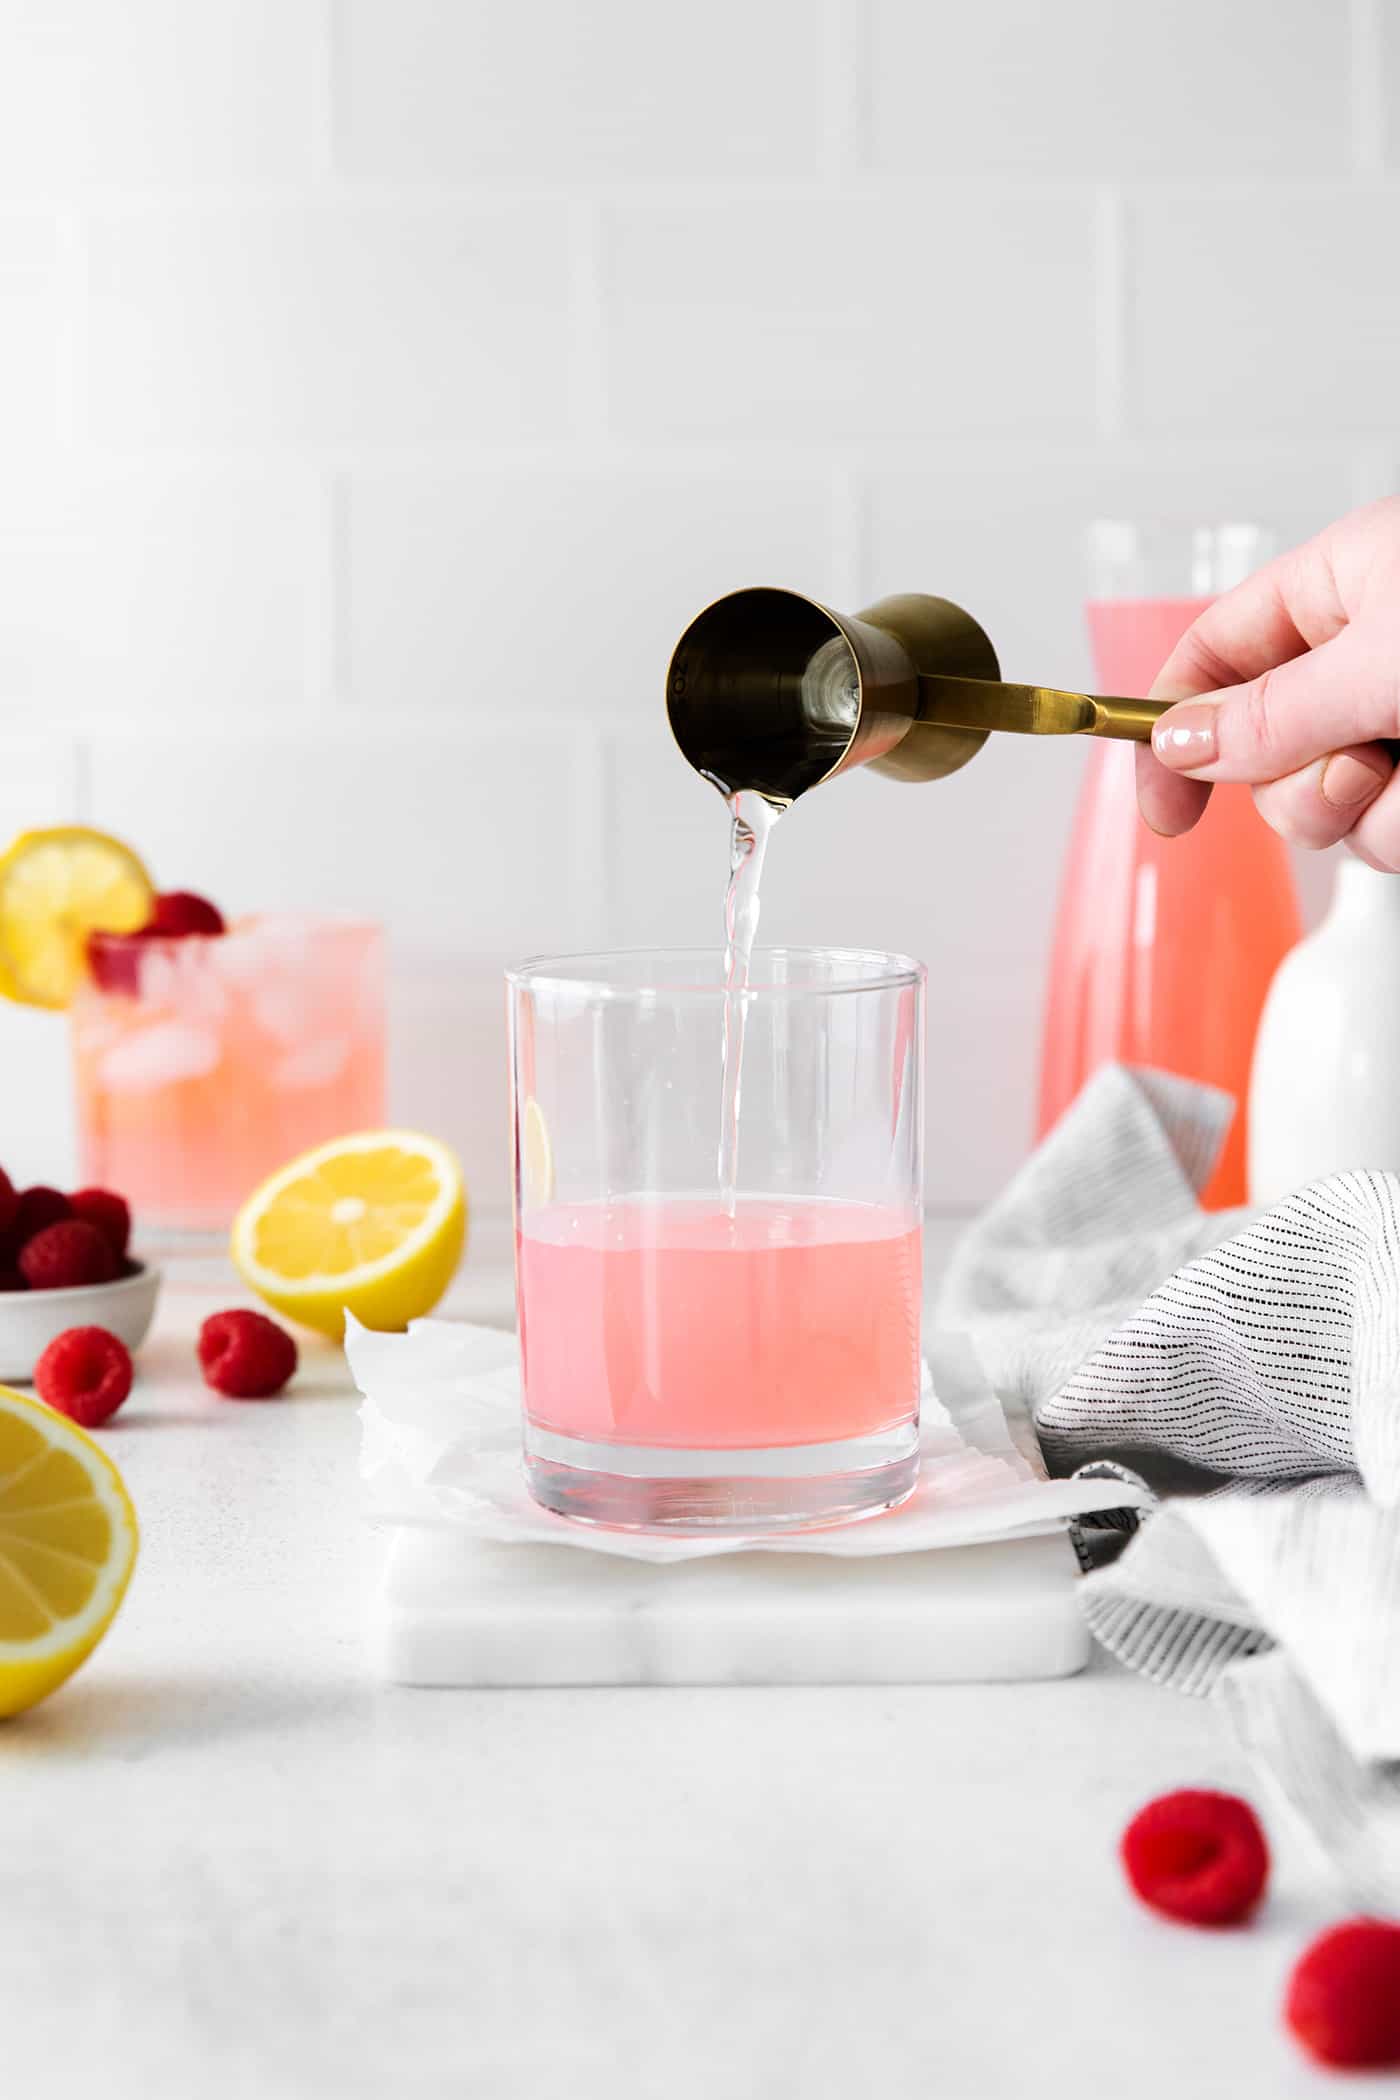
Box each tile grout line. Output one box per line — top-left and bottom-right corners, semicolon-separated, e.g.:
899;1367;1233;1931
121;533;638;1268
1349;0;1386;175
821;0;870;183
71;738;92;824
317;0;343;185
1093;187;1128;443
51;207;85;454
566;198;610;450
310;468;345;707
829;463;867;605
42;435;1386;476
570;728;613;948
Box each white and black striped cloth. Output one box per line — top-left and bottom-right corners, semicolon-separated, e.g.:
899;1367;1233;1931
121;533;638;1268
939;1064;1400;1909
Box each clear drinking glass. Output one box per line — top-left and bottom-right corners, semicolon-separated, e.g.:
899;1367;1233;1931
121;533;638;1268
71;915;387;1235
508;946;924;1533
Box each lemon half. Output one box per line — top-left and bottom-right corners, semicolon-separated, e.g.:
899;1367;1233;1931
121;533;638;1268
0;1384;139;1718
231;1130;467;1339
0;825;153;1009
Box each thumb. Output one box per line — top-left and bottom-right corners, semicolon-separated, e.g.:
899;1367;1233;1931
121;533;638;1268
1149;620;1400;784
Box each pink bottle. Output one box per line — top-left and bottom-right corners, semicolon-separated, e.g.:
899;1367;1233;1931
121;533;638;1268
1037;526;1301;1210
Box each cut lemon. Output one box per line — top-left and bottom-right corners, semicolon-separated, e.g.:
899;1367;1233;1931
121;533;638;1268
0;825;154;1009
0;1384;139;1718
521;1096;554;1206
231;1130;468;1340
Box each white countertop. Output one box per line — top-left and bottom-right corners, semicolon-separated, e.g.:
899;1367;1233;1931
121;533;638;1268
4;1223;1369;2099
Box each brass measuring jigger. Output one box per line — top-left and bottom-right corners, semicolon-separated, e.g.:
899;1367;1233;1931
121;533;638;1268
666;588;1170;804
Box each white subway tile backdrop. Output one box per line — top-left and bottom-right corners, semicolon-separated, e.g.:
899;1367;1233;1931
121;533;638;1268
0;0;1391;1209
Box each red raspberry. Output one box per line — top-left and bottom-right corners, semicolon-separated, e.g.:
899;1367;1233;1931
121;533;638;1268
87;892;224;992
1286;1919;1400;2068
87;928;152;996
197;1309;297;1400
19;1219;119;1291
0;1166;16;1235
1120;1789;1269;1927
149;890;225;938
35;1325;133;1427
12;1185;71;1245
69;1188;132;1261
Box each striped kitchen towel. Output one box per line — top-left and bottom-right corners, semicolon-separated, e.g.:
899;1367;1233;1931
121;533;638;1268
939;1063;1400;1910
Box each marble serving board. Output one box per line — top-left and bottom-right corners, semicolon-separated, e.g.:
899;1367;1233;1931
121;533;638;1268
373;1527;1090;1686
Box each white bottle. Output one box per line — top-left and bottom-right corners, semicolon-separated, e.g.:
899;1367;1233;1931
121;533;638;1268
1249;859;1400;1204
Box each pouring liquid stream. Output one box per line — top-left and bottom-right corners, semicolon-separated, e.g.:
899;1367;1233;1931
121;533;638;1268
717;788;783;1216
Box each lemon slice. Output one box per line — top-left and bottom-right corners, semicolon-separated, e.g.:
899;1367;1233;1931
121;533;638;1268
0;826;154;1009
520;1096;554;1206
231;1130;468;1340
0;1384;139;1718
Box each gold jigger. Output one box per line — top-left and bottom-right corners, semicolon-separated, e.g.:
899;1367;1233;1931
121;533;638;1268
666;587;1170;805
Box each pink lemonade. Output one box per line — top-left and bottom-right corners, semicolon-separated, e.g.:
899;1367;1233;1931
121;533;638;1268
1038;595;1301;1208
71;916;386;1232
1084;594;1214;694
517;1196;922;1451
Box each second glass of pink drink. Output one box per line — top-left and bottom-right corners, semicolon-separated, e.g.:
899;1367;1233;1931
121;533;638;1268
72;916;386;1234
509;947;924;1532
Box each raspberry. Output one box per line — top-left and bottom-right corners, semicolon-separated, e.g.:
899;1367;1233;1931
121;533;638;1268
19;1219;119;1291
197;1309;297;1400
34;1326;133;1427
87;929;151;996
1120;1789;1269;1927
149;890;225;938
12;1185;70;1245
69;1188;132;1261
1285;1919;1400;2068
0;1166;16;1235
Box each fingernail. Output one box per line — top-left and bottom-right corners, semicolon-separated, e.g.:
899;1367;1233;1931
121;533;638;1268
1152;702;1218;769
1321;752;1389;810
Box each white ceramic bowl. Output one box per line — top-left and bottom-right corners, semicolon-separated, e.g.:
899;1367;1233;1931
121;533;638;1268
0;1263;162;1384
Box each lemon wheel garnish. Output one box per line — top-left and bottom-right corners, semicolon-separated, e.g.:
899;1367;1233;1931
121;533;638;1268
231;1130;468;1341
0;1384;139;1718
521;1097;554;1206
0;826;153;1009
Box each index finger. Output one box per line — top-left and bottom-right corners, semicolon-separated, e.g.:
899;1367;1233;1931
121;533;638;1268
1149;532;1351;703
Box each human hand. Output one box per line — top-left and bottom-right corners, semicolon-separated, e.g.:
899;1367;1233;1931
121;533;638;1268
1137;497;1400;867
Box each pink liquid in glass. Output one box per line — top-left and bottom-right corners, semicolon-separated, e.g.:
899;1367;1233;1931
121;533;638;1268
517;1197;922;1451
71;916;386;1232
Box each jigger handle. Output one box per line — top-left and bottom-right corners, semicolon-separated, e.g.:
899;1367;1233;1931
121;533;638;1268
917;675;1170;743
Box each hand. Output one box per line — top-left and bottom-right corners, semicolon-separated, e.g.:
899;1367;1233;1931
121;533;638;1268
1136;497;1400;867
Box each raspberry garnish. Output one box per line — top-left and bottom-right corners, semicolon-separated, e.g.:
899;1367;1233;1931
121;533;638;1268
19;1219;119;1291
87;890;223;994
197;1309;297;1399
12;1185;71;1246
0;1166;16;1235
1286;1918;1400;2068
1120;1789;1269;1927
87;928;151;996
34;1326;134;1427
148;890;225;937
69;1188;132;1261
